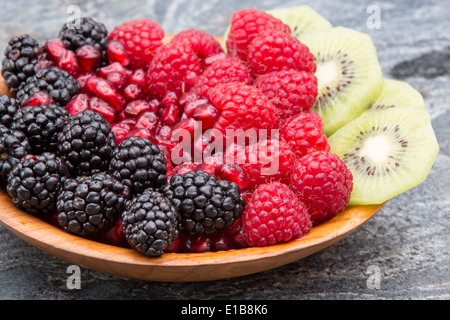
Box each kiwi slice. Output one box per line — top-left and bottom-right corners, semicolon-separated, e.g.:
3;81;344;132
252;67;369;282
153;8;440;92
328;107;439;205
363;78;426;113
299;27;384;136
266;5;332;37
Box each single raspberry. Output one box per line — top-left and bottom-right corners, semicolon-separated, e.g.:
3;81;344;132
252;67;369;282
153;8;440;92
290;151;353;224
170;29;223;61
209;82;279;139
254;69;318;120
280;112;330;159
146;43;203;99
242;182;312;247
234;139;296;190
108;19;165;69
191;55;252;100
226;8;291;61
246;30;316;76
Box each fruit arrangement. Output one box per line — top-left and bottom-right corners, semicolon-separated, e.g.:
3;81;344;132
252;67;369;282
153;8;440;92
0;6;439;258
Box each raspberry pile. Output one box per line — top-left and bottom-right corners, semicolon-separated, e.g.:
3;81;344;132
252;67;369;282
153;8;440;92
0;8;354;257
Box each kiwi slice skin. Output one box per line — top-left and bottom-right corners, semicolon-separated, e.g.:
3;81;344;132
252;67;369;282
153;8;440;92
329;107;439;205
266;5;332;37
300;27;384;137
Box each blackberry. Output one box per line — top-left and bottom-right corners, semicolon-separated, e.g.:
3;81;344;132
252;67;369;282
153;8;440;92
10;104;72;154
56;172;130;236
162;170;245;235
122;188;179;257
1;34;41;95
6;153;67;215
59;17;108;65
0;94;19;128
15;67;79;106
57;110;116;177
109;137;168;196
0;126;31;181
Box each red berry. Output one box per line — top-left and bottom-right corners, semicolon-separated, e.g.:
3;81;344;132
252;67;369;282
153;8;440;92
106;40;130;67
44;38;67;62
246;30;316;76
192;103;219;130
108;19;165;69
242;182;312;247
254;69;318;120
236;138;296;190
57;50;79;77
226;8;291;61
66;93;89;116
170;29;223;61
290;151;353;224
191;55;252;100
76;44;101;73
280;112;330;159
21;91;55;108
146;43;203;99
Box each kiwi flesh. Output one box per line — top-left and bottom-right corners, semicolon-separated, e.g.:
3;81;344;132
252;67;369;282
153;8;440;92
266;5;332;38
328;107;439;205
299;26;384;136
363;78;427;114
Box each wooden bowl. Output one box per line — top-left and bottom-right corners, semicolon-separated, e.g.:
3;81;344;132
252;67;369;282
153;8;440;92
0;35;385;281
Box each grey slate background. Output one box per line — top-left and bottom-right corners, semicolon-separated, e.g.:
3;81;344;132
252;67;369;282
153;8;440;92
0;0;449;300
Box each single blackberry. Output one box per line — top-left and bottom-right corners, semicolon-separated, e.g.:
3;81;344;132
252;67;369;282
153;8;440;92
162;170;245;235
122;188;179;257
57;110;116;177
56;172;130;236
6;153;67;216
1;34;41;95
59;17;108;65
109;137;168;196
0;126;31;181
15;67;79;106
0;94;19;128
10;104;72;154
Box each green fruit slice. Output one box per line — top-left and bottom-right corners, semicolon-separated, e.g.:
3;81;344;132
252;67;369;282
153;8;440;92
363;78;427;114
299;26;384;136
266;5;332;37
328;107;439;205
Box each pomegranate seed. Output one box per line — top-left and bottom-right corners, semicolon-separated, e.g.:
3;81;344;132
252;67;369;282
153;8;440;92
122;83;144;102
148;99;161;114
118;117;137;128
161;103;180;126
44;38;67;62
157;144;174;175
154;136;177;151
173;162;197;175
88;97;116;123
197;155;223;176
128;69;147;88
106;40;130;67
211;232;235;252
106;71;128;91
97;61;131;79
182;234;212;253
124;100;151;118
98;218;129;248
58;50;79;77
183;99;209;118
157;125;172;140
111;122;133;145
21;91;55;108
192;103;219;130
35;55;55;71
126;127;156;141
76;44;101;73
84;76;102;95
66;94;89;116
164;236;182;253
179;91;200;109
95;79;126;111
217;163;248;190
134;111;159;133
171;118;198;138
76;73;95;92
162;91;179;109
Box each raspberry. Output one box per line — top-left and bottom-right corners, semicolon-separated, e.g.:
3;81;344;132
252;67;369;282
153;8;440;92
254;69;318;120
280;112;330;159
234;139;296;190
242;182;312;247
209;82;279;138
170;29;223;61
108;19;165;69
226;8;291;61
191;55;252;100
290;151;353;224
246;30;316;76
146;43;203;99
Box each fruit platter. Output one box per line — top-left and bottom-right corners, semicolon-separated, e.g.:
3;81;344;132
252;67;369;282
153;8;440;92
0;6;438;281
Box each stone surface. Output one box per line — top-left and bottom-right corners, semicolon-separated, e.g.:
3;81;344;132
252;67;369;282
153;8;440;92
0;0;449;300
